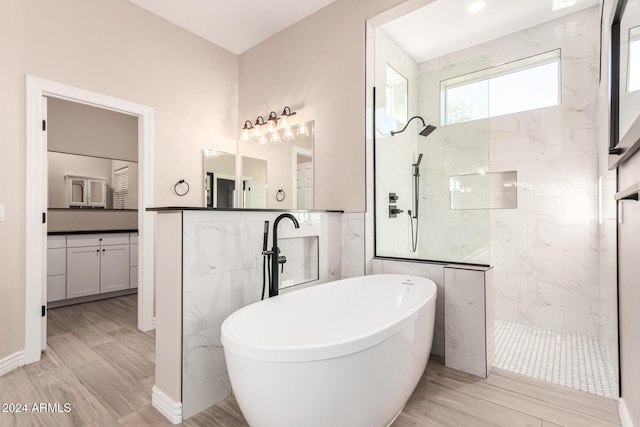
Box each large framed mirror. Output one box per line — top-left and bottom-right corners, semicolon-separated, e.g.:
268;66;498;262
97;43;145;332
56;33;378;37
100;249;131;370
610;0;640;168
237;120;314;209
48;151;138;210
203;150;237;208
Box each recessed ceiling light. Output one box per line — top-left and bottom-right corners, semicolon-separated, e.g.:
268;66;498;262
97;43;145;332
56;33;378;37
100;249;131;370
552;0;577;11
468;0;486;13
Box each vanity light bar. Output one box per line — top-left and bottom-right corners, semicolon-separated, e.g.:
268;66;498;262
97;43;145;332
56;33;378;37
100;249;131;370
241;106;297;143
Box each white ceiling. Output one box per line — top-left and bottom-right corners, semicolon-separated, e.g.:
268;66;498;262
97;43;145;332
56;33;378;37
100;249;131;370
127;0;337;55
381;0;600;63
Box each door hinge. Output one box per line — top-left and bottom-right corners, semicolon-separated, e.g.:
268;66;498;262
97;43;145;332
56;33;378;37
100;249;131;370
42;212;46;224
42;120;46;131
41;305;46;317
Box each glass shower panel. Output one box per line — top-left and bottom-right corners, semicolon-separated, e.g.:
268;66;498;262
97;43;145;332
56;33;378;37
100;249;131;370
374;26;491;264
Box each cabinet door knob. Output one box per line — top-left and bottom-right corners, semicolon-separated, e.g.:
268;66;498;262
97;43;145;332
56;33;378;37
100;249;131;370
102;249;106;252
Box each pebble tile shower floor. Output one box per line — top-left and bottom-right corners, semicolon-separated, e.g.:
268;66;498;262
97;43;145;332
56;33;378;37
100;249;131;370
494;320;618;398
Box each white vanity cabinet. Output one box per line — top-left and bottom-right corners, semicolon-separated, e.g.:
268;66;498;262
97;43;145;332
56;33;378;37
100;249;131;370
47;236;67;302
66;244;101;298
66;233;130;297
100;236;130;293
129;233;138;289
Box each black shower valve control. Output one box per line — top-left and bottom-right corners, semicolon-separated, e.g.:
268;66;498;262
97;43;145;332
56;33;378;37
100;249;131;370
389;205;404;218
389;193;399;203
278;255;287;273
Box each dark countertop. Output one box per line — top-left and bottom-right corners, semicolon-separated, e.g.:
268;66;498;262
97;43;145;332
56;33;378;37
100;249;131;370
48;229;138;236
48;208;138;212
147;207;344;213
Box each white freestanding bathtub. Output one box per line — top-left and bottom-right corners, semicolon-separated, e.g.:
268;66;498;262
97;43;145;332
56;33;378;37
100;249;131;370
221;274;437;427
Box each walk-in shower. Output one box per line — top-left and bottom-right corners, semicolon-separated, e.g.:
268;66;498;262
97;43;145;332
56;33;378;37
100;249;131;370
372;0;617;399
390;116;435;253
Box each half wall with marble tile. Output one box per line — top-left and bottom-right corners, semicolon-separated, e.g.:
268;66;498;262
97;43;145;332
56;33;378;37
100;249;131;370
152;208;344;421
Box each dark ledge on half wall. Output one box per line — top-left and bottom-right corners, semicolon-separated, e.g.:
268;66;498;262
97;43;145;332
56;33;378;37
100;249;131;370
48;229;138;235
147;207;344;213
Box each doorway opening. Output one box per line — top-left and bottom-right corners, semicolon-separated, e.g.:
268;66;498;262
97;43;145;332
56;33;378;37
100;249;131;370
25;76;154;364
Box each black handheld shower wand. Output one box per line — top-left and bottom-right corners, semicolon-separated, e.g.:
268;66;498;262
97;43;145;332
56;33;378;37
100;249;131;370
261;221;270;300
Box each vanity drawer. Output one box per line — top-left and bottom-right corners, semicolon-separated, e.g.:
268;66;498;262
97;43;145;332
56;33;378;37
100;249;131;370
100;233;130;246
47;235;66;249
67;233;130;247
67;234;101;248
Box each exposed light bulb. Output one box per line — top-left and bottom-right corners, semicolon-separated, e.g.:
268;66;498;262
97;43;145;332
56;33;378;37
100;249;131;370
283;128;294;141
279;115;289;129
297;122;309;137
270;132;281;144
266;120;277;134
241;128;250;142
252;126;262;140
259;134;267;145
467;0;486;13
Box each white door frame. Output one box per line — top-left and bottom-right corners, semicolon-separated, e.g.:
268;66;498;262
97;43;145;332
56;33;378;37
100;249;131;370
25;75;155;364
292;146;313;209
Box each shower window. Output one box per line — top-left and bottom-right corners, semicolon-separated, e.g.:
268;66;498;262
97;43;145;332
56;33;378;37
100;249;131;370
440;49;561;125
386;64;408;124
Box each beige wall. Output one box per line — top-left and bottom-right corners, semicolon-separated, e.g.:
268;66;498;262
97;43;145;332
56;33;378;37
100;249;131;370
0;0;238;360
47;210;138;232
48;97;138;161
238;0;406;212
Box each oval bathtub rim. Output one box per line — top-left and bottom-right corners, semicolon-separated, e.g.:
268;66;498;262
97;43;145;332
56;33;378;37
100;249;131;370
221;274;437;363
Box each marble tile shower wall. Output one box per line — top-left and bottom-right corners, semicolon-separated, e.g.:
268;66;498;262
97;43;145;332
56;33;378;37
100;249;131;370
596;0;618;345
180;210;342;417
415;7;602;336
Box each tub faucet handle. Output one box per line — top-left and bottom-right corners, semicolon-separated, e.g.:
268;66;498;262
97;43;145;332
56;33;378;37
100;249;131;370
278;255;287;273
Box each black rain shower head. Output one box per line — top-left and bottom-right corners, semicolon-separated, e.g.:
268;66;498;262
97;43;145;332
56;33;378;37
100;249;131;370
419;124;437;138
390;116;437;138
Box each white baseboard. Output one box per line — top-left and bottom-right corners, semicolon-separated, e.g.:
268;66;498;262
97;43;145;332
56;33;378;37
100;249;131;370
619;398;635;427
0;351;25;377
152;386;182;424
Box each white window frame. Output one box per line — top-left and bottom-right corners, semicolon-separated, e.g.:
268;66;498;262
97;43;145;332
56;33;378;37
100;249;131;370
628;26;640;93
113;166;130;209
440;49;561;126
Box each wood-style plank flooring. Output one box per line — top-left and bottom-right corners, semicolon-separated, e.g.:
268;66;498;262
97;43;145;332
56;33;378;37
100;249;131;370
0;295;621;426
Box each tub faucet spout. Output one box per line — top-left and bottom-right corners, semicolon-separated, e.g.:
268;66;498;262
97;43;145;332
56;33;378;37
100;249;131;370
270;213;300;297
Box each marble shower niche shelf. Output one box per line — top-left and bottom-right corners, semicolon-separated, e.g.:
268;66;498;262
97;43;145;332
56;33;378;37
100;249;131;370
449;171;517;210
278;235;319;289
